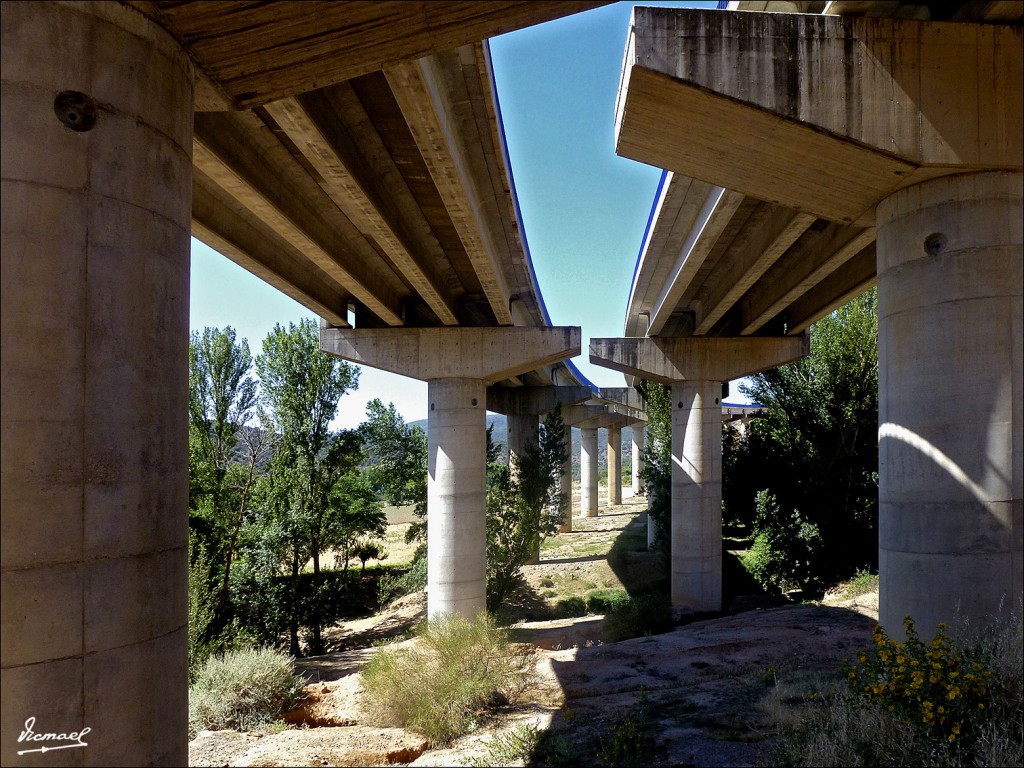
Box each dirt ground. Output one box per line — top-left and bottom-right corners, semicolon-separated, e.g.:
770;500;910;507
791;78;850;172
190;495;879;767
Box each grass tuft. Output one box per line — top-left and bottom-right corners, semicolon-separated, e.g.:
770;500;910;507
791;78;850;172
360;612;536;745
188;647;306;738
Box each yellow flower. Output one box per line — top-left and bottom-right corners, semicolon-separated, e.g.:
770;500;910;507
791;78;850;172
952;723;961;735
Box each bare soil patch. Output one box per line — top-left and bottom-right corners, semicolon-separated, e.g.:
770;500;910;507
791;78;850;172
190;494;878;767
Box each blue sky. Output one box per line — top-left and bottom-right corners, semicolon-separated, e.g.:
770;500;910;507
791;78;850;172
189;1;728;429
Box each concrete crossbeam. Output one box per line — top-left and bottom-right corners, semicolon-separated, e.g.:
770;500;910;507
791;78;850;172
616;7;1023;224
321;326;580;383
590;335;807;384
487;386;593;415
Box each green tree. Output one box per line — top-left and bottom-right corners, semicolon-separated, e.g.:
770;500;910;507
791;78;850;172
741;288;879;592
485;408;569;609
255;318;364;655
187;326;264;627
360;399;428;545
638;381;672;554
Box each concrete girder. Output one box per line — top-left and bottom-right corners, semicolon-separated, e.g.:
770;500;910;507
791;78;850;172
616;7;1023;225
598;387;646;412
192;116;406;326
385;54;516;326
320;327;580;384
263;95;459;325
561;404;611;427
487;386;593;415
590;336;808;384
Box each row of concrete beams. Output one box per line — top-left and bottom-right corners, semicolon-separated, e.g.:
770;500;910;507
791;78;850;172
609;5;1022;633
191;43;537;332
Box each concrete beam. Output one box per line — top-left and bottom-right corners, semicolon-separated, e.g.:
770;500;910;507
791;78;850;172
616;8;1023;224
562;404;610;427
320;327;580;383
385;55;515;326
264;94;459;325
590;335;808;384
599;387;646;411
487;386;593;416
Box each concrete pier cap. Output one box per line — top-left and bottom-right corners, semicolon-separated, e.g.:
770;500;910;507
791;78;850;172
321;326;581;618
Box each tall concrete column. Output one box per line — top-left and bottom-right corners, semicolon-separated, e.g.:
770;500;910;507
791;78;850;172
671;381;723;612
1;3;194;765
507;413;541;564
580;427;599;517
558;424;574;533
631;422;645;497
877;171;1023;634
427;379;488;617
507;413;539;472
607;424;622;505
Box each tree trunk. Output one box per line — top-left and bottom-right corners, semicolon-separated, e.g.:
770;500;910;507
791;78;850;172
289;548;301;657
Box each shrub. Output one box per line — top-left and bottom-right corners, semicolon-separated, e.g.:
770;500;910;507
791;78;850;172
777;612;1023;767
553;596;587;618
377;556;427;609
603;593;673;642
586;588;630;614
360;612;535;745
188;647;306;738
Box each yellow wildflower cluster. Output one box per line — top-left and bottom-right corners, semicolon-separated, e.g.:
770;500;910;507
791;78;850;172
842;617;992;744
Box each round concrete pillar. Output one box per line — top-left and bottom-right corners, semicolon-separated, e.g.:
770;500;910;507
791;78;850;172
1;3;193;765
877;171;1023;635
557;424;573;533
631;422;645;496
607;425;622;505
426;379;487;618
671;380;723;611
507;413;539;472
580;427;599;517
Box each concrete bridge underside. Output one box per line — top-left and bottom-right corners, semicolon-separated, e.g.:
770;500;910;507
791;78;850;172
0;2;607;765
593;2;1022;631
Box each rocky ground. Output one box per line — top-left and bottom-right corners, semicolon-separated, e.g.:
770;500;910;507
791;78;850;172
190;497;879;767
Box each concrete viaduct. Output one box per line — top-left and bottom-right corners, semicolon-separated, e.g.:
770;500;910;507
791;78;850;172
590;0;1021;633
1;1;1020;765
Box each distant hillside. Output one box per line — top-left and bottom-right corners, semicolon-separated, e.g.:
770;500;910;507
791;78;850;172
408;415;638;475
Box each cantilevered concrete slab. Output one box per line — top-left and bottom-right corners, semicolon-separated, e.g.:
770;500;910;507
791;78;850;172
616;7;1022;225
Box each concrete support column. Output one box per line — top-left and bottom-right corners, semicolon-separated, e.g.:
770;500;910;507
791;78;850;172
607;425;622;505
427;379;487;618
507;413;539;472
1;3;194;764
671;380;723;612
507;413;541;564
877;171;1023;634
632;422;645;497
558;424;574;533
581;427;599;517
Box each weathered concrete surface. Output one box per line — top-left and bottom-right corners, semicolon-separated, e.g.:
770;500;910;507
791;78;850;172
616;7;1023;224
1;2;193;765
426;379;487;618
320;326;580;383
590;335;808;384
487;385;593;416
581;427;599;518
607;425;622;505
877;171;1023;634
631;422;645;496
671;381;723;612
